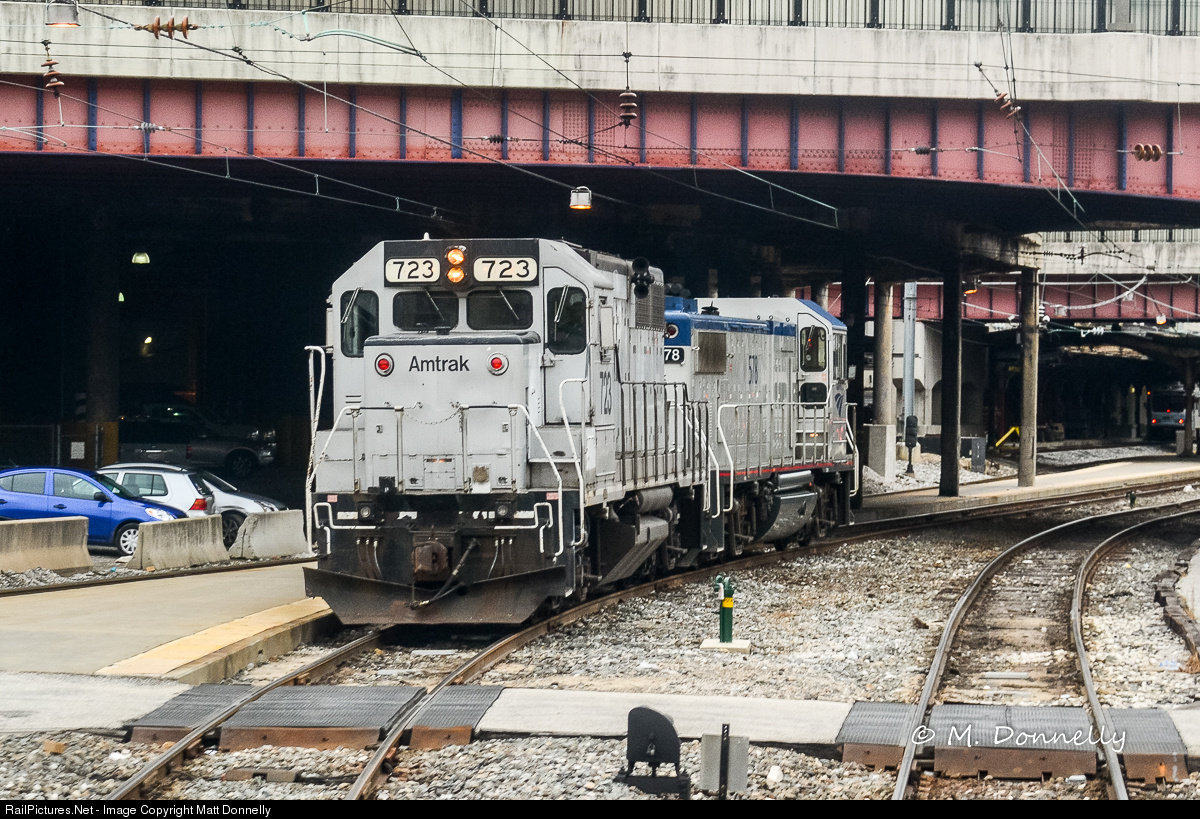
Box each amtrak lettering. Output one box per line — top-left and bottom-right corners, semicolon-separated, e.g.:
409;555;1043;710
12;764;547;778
409;355;470;372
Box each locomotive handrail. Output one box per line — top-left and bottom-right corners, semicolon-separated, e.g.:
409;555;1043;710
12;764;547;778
507;403;566;560
715;403;739;514
304;345;328;541
557;377;588;548
307;402;358;548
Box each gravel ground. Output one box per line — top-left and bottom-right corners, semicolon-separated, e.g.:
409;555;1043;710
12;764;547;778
863;459;1014;496
1087;535;1200;708
917;773;1106;799
1132;773;1200;800
378;736;895;800
1037;444;1173;468
0;731;157;800
471;523;1024;703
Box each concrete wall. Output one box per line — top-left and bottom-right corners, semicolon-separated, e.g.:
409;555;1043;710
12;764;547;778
0;517;91;573
3;3;1197;102
131;515;228;571
228;510;313;560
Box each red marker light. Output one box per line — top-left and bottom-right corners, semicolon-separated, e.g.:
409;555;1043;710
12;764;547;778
488;353;509;375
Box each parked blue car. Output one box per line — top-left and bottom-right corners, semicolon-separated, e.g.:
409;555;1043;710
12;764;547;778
0;467;185;556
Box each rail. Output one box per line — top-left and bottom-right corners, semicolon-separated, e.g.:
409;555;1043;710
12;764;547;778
891;498;1200;800
45;0;1200;35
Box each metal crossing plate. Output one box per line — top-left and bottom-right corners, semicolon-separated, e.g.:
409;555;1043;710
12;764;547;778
129;685;255;744
929;704;1096;779
219;685;424;751
835;701;917;770
1106;708;1189;782
410;685;504;730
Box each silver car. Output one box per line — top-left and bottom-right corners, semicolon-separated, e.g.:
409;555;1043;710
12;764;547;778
98;463;286;548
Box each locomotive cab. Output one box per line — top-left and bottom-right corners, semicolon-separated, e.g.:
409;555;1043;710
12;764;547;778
305;240;857;626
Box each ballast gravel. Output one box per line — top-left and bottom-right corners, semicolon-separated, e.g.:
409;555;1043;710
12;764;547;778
1086;536;1199;708
377;736;895;800
472;524;1015;704
0;732;157;800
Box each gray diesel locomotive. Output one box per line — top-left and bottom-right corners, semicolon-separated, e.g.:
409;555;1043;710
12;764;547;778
303;238;857;625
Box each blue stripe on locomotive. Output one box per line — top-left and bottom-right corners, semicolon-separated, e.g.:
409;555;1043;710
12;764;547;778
664;298;797;347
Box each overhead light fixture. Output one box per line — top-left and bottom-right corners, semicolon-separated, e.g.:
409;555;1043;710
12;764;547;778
44;0;79;27
131;251;150;264
962;276;979;296
569;186;592;210
1156;314;1167;325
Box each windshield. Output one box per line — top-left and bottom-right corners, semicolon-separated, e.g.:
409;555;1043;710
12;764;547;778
198;470;237;492
91;472;139;501
394;291;457;331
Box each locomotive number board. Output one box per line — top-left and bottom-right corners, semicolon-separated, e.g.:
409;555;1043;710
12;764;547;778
385;258;441;283
473;257;538;283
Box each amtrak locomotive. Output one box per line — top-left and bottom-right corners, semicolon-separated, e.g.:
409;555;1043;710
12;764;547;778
304;238;857;625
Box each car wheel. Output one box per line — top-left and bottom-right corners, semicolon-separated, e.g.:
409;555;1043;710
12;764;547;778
226;451;258;480
222;511;246;549
115;523;140;557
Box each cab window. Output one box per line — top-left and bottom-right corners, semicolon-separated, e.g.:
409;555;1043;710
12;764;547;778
800;327;826;372
467;289;533;330
340;289;379;357
393;291;457;331
546;286;587;354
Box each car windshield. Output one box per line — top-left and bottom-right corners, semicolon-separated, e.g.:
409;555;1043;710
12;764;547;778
198;470;237;492
91;472;139;501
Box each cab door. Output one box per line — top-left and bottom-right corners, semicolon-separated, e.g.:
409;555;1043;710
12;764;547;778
543;268;590;424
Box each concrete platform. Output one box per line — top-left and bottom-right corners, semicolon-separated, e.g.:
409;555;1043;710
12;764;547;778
860;458;1200;522
476;688;851;754
0;671;190;733
0;564;322;676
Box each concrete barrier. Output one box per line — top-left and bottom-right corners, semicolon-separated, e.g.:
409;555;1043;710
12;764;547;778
131;515;228;570
0;517;91;573
228;510;313;560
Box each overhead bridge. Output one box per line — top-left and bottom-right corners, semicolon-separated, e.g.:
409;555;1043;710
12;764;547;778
1;1;1199;214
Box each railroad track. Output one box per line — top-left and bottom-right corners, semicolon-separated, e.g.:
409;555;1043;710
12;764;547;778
892;499;1200;801
101;479;1200;799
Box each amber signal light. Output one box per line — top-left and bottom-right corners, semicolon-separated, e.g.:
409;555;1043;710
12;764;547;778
446;246;466;266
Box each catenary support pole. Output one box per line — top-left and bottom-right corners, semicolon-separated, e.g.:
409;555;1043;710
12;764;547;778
1018;268;1039;486
940;262;962;497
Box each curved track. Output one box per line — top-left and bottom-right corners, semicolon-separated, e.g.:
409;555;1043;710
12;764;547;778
892;499;1200;800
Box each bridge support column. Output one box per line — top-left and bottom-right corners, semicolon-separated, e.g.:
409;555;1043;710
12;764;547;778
939;261;962;497
866;282;896;480
813;282;829;311
1185;360;1195;458
1018;268;1040;486
873;283;896;427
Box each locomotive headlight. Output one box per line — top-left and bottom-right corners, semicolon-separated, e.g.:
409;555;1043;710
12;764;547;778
446;246;466;266
357;503;375;521
447;266;466;284
494;501;513;519
487;353;509;375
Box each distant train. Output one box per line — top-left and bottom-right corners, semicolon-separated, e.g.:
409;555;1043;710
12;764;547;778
303;238;857;625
